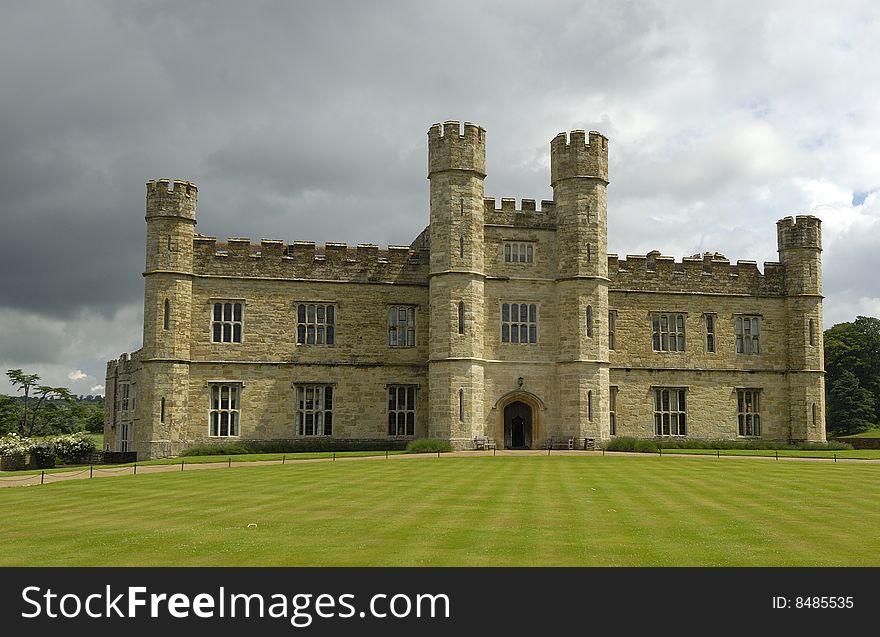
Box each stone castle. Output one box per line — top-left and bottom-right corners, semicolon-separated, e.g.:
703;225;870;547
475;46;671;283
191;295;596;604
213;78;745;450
105;121;826;458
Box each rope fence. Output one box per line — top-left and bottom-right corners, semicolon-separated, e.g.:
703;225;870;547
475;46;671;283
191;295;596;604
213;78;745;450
2;448;878;489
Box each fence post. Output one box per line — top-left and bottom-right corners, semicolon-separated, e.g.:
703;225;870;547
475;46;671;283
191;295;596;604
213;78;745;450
834;453;837;463
90;466;93;478
333;452;336;462
775;451;778;460
437;450;440;459
717;450;720;458
493;447;496;457
385;450;388;459
659;448;662;457
41;470;44;485
228;457;232;468
134;463;137;475
181;459;184;471
282;455;286;465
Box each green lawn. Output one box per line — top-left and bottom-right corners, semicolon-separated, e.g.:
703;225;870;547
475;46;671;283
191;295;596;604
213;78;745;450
2;455;879;566
838;428;880;439
656;447;880;459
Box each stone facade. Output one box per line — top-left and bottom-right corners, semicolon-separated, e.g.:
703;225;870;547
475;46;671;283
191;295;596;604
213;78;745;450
105;121;826;458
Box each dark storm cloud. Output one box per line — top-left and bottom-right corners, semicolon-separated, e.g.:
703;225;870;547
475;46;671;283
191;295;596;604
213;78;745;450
1;0;879;394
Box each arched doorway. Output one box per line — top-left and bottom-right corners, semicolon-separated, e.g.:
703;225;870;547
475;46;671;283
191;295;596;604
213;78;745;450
504;401;533;449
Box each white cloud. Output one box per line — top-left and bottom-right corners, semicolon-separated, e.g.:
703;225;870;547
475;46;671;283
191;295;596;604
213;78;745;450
68;370;88;381
90;384;105;394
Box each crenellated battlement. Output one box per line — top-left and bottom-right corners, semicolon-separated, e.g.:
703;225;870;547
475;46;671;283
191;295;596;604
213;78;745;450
550;130;609;187
608;251;786;296
483;197;556;214
482;197;557;229
189;236;429;283
427;120;486;177
146;179;197;221
777;215;822;251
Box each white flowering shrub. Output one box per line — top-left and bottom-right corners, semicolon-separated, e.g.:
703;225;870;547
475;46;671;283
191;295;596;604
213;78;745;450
0;433;30;456
52;432;96;463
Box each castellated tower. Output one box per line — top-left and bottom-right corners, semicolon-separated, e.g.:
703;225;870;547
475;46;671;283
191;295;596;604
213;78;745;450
141;179;197;456
777;215;825;441
551;131;611;442
427;121;486;447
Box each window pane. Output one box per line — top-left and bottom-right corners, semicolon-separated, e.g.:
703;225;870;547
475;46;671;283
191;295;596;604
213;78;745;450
520;324;529;343
307;304;315;322
326;325;335;345
223;303;232;321
407;329;415;346
297;324;306;344
325;386;333;410
406;411;415;436
317;305;325;323
504;244;511;262
298;304;306;323
389;308;397;326
407;386;415;407
502;304;509;322
326;305;334;324
223;323;231;342
233;323;241;342
511;304;519;322
389;327;397;346
213;303;222;321
511;325;519;343
502;324;509;342
389;412;396;435
317;325;325;344
530;304;537;322
233;303;242;322
324;412;332;435
529;324;537;343
213;324;221;342
527;245;533;262
307;325;315;344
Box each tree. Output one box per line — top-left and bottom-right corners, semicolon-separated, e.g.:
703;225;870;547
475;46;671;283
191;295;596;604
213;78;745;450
0;395;21;435
827;370;875;435
825;316;880;424
6;370;75;437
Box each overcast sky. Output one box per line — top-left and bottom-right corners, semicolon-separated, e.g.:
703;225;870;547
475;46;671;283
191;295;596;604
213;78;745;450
1;0;879;396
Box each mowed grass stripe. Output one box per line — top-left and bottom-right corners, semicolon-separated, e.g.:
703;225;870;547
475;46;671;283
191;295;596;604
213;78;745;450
3;456;880;566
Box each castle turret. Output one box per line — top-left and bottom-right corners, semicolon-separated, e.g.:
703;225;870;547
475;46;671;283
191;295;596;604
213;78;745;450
777;215;824;441
550;130;611;443
140;179;196;457
427;121;486;447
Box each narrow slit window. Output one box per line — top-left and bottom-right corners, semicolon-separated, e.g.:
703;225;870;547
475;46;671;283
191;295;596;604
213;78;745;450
458;301;465;335
160;397;166;423
706;314;715;353
586;305;594;338
459;389;464;422
163;299;170;330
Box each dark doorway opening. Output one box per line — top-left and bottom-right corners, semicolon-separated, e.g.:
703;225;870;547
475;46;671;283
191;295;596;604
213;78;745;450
504;401;533;449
